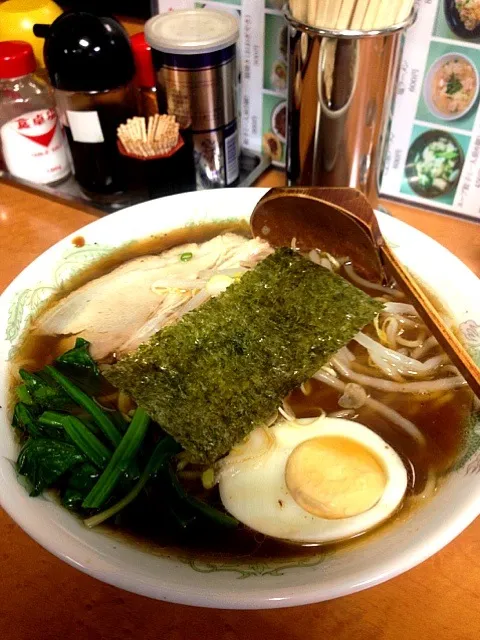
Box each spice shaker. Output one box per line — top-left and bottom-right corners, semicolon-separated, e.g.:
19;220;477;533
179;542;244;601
34;11;137;200
145;9;240;189
0;40;71;185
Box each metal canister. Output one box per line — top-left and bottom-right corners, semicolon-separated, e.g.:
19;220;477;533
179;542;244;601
146;9;239;190
286;10;415;207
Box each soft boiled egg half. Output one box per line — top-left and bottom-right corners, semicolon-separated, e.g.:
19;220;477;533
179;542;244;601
218;417;408;544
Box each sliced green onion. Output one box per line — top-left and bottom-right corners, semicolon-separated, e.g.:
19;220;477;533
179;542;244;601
180;251;193;262
82;407;150;509
40;412;111;469
84;435;181;528
45;365;121;447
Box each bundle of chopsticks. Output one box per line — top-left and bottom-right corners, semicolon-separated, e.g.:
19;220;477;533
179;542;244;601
117;114;180;158
289;0;414;30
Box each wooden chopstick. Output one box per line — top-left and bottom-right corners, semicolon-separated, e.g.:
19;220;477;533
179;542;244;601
307;0;318;25
349;0;369;29
374;0;401;28
362;0;382;29
290;0;413;30
314;0;328;27
324;0;343;28
290;0;308;22
336;0;357;29
396;0;414;22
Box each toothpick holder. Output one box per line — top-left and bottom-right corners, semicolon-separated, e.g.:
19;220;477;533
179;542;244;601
117;135;196;198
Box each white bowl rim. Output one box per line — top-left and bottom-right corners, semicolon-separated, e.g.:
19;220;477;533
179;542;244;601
0;187;479;609
423;51;480;122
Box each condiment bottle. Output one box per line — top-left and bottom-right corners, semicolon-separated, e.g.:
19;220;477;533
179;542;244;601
130;32;159;119
145;9;240;189
0;40;71;185
0;0;62;71
34;11;137;200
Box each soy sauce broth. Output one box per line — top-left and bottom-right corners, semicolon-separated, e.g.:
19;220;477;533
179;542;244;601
9;225;474;564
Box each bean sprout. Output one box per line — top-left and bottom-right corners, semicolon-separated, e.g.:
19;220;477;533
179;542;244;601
382;302;418;315
354;332;447;378
338;383;367;409
328;409;356;419
313;368;426;444
411;335;438;360
331;356;466;393
343;263;404;299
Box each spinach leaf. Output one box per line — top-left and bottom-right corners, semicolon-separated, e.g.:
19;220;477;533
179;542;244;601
16;384;33;405
55;338;101;395
84;435;182;528
62;462;100;511
12;403;71;441
39;412;111;469
164;462;238;530
19;369;71;410
17;438;85;496
12;403;41;438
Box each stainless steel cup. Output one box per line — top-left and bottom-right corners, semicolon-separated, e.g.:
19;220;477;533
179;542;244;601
286;10;415;207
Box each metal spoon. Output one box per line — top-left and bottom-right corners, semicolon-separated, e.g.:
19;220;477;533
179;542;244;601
250;186;480;397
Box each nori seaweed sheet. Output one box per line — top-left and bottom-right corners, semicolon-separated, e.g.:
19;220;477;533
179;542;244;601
106;248;383;462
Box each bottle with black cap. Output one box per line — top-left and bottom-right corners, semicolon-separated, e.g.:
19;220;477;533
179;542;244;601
34;11;136;200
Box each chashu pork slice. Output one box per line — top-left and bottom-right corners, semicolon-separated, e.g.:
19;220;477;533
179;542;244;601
35;233;272;360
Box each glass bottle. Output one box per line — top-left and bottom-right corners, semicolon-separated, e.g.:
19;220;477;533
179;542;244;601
0;40;71;185
34;12;137;200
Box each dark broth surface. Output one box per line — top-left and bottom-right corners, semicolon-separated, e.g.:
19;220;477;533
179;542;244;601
10;225;473;564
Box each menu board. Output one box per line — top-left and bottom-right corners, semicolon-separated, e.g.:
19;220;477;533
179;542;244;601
380;0;480;221
154;0;288;166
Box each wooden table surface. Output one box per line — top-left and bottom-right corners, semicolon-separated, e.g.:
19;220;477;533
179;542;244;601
1;174;479;640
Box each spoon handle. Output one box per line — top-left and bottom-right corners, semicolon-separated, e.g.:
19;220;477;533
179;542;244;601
380;242;480;399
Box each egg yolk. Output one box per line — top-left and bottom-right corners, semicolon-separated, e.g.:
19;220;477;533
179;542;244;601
285;436;387;519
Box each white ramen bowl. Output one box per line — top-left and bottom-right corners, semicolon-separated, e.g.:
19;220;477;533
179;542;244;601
0;188;479;609
424;52;479;121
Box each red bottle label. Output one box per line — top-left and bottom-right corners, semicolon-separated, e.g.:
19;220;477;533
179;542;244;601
1;108;71;184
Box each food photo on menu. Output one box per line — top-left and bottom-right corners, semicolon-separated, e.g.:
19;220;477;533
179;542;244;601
381;0;480;219
0;1;480;636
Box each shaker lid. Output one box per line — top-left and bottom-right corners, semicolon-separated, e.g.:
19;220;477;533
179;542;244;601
34;11;135;91
0;41;36;79
145;9;239;55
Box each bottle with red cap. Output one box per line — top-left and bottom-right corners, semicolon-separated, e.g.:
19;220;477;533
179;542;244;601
0;40;71;185
130;32;159;119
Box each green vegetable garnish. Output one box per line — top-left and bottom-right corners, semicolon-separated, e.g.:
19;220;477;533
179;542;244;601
17;438;85;496
55;337;100;394
180;251;193;262
16;384;33;405
165;462;238;529
19;369;70;410
39;412;111;469
446;73;462;95
62;463;100;511
45;366;122;448
84;435;181;528
82;407;150;508
12;403;41;437
106;248;382;462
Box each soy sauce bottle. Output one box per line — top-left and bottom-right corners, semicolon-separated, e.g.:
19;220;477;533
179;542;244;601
34;12;136;201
